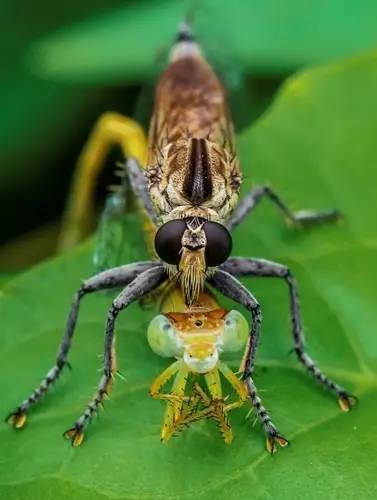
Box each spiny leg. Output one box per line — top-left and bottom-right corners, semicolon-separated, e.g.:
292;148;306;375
217;361;247;412
6;261;160;429
177;365;248;441
59;112;147;250
65;337;118;447
226;185;341;232
221;258;356;411
117;157;159;262
157;363;191;442
164;383;215;437
64;265;166;446
149;360;183;403
150;364;231;442
161;378;229;441
149;362;215;442
204;369;233;444
209;270;289;453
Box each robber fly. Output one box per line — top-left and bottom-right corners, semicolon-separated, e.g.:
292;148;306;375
7;22;356;453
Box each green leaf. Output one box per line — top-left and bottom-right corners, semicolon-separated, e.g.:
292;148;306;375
0;273;17;289
1;52;377;498
30;0;377;83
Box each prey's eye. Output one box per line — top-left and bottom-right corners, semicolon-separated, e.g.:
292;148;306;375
222;310;248;352
154;220;186;264
147;315;180;358
203;221;232;266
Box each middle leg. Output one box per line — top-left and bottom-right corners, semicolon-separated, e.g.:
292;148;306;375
221;257;356;411
64;265;166;446
226;185;341;232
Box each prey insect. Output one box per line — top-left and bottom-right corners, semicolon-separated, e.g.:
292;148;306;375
7;22;356;453
147;283;248;444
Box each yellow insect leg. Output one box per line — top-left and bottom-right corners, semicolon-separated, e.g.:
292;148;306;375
217;361;247;412
204;369;233;444
149;360;182;399
59;112;147;250
160;363;190;442
149;361;191;442
204;369;222;400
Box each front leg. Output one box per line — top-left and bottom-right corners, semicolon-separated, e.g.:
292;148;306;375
6;261;160;430
221;257;356;411
226;185;340;232
64;265;166;446
209;269;289;453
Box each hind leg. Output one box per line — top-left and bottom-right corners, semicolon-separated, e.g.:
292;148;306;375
227;185;340;232
63;266;165;446
221;257;356;411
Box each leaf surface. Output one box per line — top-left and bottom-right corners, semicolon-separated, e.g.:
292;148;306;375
29;0;377;82
1;51;377;499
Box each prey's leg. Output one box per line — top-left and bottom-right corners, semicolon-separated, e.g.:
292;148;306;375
59;112;147;250
162;384;215;438
64;265;166;446
204;369;233;444
152;362;191;442
221;258;356;411
226;185;340;232
149;360;183;402
7;261;160;429
150;363;217;441
209;270;289;453
217;361;247;412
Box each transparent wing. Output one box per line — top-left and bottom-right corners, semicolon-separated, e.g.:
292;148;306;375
92;186;128;272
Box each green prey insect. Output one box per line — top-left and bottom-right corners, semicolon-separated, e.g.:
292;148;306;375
7;22;356;453
147;283;249;444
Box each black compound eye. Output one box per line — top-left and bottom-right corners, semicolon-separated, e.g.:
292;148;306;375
204;221;232;267
154;220;187;264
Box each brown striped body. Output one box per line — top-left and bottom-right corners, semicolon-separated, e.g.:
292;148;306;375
146;45;242;223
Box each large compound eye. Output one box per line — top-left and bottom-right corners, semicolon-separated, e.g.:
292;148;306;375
203;221;232;266
155;220;186;264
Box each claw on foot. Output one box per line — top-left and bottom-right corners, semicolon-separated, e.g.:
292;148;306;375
266;433;289;454
6;410;27;429
64;427;85;447
338;393;358;412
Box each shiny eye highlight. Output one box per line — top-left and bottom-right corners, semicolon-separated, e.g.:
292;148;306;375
203;221;232;266
154;220;186;264
222;310;248;352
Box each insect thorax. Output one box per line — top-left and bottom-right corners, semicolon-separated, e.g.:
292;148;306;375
148;138;241;223
146;52;242;225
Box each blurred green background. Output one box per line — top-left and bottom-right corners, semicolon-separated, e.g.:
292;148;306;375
1;1;377;499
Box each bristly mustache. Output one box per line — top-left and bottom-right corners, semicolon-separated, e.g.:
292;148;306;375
178;247;206;305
